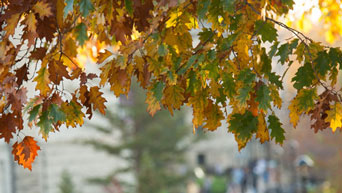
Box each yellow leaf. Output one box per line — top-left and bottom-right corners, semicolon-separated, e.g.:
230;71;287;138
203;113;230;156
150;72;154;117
288;97;302;128
203;100;224;131
99;61;112;86
145;91;161;116
25;13;37;33
61;100;85;128
33;62;50;96
256;113;270;143
325;103;342;132
234;134;250;151
189;90;208;128
269;85;282;109
33;1;53;19
97;49;113;64
166;11;183;28
162;85;185;115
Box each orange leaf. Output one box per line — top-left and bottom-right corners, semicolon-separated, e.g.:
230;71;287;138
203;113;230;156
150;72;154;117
12;136;41;170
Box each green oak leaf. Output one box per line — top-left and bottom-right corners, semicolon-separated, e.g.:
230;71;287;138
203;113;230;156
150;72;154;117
276;39;298;64
255;20;277;43
297;88;318;112
221;0;235;13
237;69;256;85
229;111;258;140
268;72;283;89
314;51;330;77
37;111;54;140
124;0;133;15
237;85;252;105
268;114;285;144
261;48;272;74
222;73;236;98
64;0;74;17
75;23;87;46
79;0;94;17
256;84;271;111
152;82;165;101
49;104;66;123
292;62;315;90
29;104;41;122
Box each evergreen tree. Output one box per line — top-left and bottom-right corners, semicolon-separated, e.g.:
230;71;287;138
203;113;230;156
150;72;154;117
58;170;78;193
85;81;196;193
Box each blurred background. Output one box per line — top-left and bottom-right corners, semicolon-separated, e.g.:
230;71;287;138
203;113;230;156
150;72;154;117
1;0;342;193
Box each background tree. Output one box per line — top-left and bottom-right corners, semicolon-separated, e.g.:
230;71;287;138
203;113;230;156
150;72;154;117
85;81;196;193
58;170;79;193
1;0;342;169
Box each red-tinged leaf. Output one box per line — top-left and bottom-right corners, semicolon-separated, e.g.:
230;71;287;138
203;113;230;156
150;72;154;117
15;64;28;86
12;136;41;170
49;60;70;85
80;72;87;85
30;48;47;60
0;113;17;143
8;88;27;113
89;86;107;114
87;73;98;80
79;85;93;118
33;1;53;19
50;93;63;106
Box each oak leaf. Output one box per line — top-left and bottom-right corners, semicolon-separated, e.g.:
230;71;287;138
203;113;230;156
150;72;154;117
34;64;50;96
162;85;185;115
89;87;107;115
12;136;40;170
145;90;161;116
25;13;37;34
325;102;342;132
33;1;53;19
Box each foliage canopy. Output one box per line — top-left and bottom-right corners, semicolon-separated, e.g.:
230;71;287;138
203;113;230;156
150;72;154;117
1;0;342;169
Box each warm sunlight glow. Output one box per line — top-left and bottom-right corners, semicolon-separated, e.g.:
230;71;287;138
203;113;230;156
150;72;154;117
76;36;107;67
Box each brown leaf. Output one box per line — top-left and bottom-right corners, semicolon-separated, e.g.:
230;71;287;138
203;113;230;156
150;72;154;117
89;86;107;115
30;48;47;60
56;0;65;29
15;64;28;86
49;60;70;85
0;113;17;143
